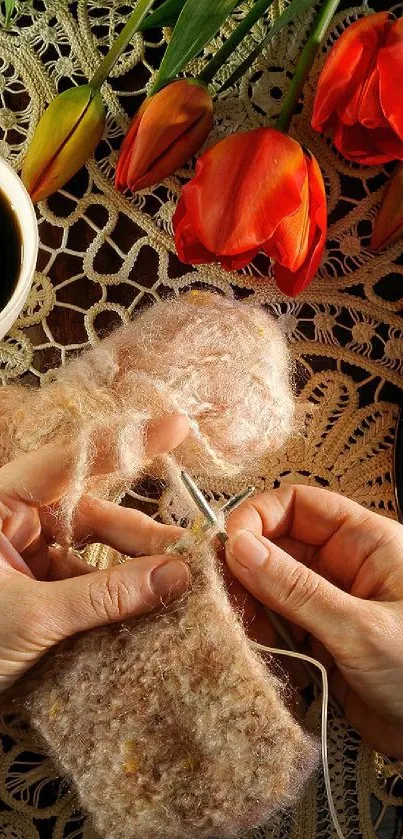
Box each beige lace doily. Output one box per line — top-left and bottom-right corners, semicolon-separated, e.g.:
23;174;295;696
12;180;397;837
1;0;403;837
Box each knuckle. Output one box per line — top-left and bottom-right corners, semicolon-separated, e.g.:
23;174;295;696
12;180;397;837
283;565;321;612
88;570;138;623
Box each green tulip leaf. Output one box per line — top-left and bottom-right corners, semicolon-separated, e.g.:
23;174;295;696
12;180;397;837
218;0;317;93
151;0;242;92
3;0;15;26
139;0;186;31
90;0;155;89
199;0;275;85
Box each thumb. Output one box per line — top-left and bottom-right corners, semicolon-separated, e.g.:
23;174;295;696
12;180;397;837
41;554;190;641
226;530;360;648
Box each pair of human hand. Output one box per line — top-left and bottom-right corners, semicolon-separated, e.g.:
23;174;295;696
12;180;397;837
1;414;402;757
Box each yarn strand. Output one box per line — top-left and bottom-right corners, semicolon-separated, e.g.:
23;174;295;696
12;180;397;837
264;608;342;714
251;641;345;839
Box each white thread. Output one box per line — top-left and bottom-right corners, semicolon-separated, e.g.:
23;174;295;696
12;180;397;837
251;641;345;839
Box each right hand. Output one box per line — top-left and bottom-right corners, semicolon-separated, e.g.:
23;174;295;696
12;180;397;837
225;485;403;757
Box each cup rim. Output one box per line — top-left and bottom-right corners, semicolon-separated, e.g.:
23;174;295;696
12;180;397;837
0;156;38;326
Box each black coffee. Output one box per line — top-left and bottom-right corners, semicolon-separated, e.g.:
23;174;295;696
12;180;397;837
0;187;22;310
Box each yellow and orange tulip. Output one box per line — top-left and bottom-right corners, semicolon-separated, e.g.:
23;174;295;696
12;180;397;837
22;85;105;203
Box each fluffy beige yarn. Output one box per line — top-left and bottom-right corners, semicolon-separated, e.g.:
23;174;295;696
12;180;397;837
21;537;318;839
0;292;295;538
1;292;318;838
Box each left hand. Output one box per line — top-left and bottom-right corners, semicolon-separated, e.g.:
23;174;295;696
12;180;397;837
0;415;190;693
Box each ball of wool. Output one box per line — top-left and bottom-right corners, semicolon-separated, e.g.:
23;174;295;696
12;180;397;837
0;292;295;540
16;537;318;839
107;290;296;477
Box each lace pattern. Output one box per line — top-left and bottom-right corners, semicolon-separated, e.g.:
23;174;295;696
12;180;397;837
0;1;403;837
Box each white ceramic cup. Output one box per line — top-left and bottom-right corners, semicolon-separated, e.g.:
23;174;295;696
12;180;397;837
0;156;38;341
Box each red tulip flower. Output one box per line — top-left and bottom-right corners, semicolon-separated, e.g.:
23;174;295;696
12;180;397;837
173;128;327;297
115;78;213;192
312;13;403;165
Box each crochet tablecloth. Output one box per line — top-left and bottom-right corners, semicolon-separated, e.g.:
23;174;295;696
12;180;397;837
0;0;403;837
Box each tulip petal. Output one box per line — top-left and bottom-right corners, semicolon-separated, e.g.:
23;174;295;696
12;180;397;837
174;195;220;264
175;188;260;269
263;159;310;272
123;80;213;192
343;61;387;129
115;111;143;191
274;152;327;296
371;163;403;251
378;17;403;143
176;128;305;258
312;12;390;132
217;248;261;272
333;120;403;164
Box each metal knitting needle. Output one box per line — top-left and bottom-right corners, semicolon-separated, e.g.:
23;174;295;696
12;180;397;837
221;486;255;514
180;470;228;545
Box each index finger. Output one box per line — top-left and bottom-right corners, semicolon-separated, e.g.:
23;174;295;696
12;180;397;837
226;485;400;591
227;485;381;542
0;415;189;508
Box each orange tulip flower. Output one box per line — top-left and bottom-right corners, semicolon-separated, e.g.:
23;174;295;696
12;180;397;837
115;79;213;193
312;12;403;165
173;127;327;297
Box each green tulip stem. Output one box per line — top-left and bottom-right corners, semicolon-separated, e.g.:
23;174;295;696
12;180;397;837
198;0;275;85
276;0;340;133
89;0;155;91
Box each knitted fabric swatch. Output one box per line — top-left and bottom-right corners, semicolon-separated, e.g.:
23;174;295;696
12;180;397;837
21;537;318;839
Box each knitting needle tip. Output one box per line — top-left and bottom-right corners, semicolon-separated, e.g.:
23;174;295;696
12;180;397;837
221;486;255;514
180;470;228;544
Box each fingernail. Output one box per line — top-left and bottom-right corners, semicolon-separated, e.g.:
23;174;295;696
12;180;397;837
150;560;190;600
228;530;269;569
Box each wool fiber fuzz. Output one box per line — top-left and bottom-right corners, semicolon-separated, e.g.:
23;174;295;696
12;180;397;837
0;292;295;539
23;538;318;839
